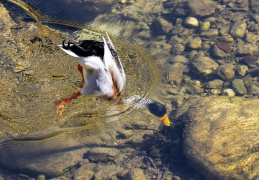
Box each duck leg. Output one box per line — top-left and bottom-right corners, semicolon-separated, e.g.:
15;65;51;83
77;64;85;88
55;91;81;116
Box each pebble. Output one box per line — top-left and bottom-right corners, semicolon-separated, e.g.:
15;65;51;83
189;37;202;49
184;17;199;27
217;64;235;80
191;56;219;78
85;148;120;162
153;17;173;34
198;21;210;32
232;78;247;95
168;62;187;85
171;55;189;64
37;175;46;180
126;168;147;180
222;88;235;97
200;29;219;37
171;43;185;55
206;79;224;89
230;21;247;39
236;65;248;76
245;32;259;44
250;84;259;95
212;44;227;58
237;40;258;55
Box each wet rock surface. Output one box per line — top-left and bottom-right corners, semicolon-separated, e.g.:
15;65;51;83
184;96;259;180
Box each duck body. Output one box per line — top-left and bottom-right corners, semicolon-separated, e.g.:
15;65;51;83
59;34;126;99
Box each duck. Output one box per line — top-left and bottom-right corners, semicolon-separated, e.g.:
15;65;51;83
57;33;171;126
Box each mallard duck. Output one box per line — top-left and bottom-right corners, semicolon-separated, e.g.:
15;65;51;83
57;33;170;126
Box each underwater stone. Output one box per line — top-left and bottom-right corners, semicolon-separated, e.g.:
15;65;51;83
189;37;202;49
184;96;259;179
215;41;231;53
250;84;259;95
188;0;217;17
237;40;258;55
171;55;189;64
126;168;147;180
222;88;235;97
191;56;219;78
230;21;247;39
171;43;185;55
198;21;210;32
184;17;199;27
86;147;120;162
206;79;224;89
212;44;227;58
168;62;187;85
200;29;219;37
236;65;248;76
232;78;247;95
245;32;259;44
217;64;235;80
153;17;173;34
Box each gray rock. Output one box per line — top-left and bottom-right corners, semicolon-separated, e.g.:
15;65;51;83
230;21;247;39
206;79;224;89
188;0;217;17
217;64;235;80
184;96;259;180
191;56;219;78
86;147;120;162
232;78;247;95
168;63;187;85
125;168;147;180
200;29;219;37
184;17;199;27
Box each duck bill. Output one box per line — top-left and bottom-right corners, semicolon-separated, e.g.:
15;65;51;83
159;114;171;126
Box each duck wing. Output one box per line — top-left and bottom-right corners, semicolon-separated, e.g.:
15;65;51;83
102;34;126;93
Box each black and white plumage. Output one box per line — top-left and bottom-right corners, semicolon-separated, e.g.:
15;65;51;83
58;33;126;99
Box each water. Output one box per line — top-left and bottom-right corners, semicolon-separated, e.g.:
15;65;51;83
1;0;258;179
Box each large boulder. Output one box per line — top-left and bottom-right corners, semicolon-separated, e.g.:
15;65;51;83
183;96;259;180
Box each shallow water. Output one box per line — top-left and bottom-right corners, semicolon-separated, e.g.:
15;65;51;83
1;0;258;179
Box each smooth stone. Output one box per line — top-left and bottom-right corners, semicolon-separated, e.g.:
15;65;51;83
245;32;259;44
200;29;219;37
222;88;235;97
74;165;94;180
170;55;188;64
250;84;259;95
171;43;185;55
206;79;224;89
184;96;259;179
189;37;202;49
230;21;247;39
184;17;199;27
237;40;258;55
125;168;147;180
168;62;187;85
37;175;46;180
153;17;173;34
210;89;221;95
188;0;217;17
94;164;123;180
217;64;235;80
85;147;120;162
232;78;247;95
198;21;210;32
236;65;248;76
191;56;219;78
212;44;227;58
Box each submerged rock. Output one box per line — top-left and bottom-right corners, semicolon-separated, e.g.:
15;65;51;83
217;64;235;80
188;0;217;17
230;21;247;39
191;56;219;78
232;78;247;95
184;96;259;180
184;17;199;27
